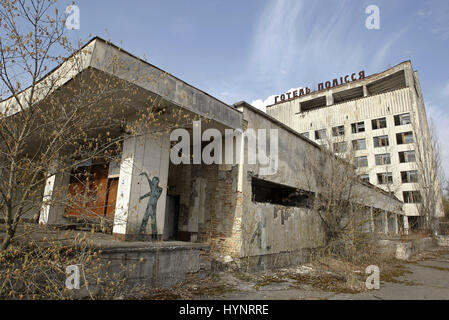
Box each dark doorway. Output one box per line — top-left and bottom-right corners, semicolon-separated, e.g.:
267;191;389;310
164;195;180;240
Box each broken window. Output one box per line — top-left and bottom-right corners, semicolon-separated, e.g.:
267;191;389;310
394;113;411;126
399;150;416;163
371;117;387;130
315;129;327;140
403;191;421;204
377;172;393;185
301;132;310;139
355;156;368;168
332;125;345;137
360;174;370;183
401;170;419;183
373;135;389;148
351;121;365;133
251;177;314;208
396;131;414;144
375;153;391;165
333;142;347;153
352;139;366;151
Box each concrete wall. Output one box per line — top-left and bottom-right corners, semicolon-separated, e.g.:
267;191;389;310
95;243;210;289
232;103;402;267
241;204;325;257
167;161;243;257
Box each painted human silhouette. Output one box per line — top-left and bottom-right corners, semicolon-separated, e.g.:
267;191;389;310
139;172;162;239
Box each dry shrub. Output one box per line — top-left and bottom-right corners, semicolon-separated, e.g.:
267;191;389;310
0;227;149;300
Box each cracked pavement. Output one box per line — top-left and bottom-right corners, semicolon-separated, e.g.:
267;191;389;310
194;248;449;300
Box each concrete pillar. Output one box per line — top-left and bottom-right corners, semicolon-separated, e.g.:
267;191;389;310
326;92;334;106
403;216;409;235
383;210;389;234
112;132;170;241
403;67;415;90
39;163;70;225
363;85;369;97
370;206;375;233
394;214;399;235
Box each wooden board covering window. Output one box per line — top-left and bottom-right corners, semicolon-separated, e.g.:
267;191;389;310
65;164;118;220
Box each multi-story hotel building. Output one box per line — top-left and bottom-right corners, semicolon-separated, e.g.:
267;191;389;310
266;61;444;232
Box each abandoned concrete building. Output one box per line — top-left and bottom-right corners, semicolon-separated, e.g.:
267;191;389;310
2;38;405;274
267;62;445;233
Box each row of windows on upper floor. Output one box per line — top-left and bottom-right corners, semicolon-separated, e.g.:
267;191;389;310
354;150;416;168
360;170;418;185
301;113;411;140
329;130;414;154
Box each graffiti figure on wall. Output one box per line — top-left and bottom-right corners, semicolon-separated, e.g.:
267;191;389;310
139;172;162;239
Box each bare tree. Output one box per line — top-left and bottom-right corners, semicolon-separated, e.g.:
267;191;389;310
410;116;445;234
0;0;195;251
304;134;382;260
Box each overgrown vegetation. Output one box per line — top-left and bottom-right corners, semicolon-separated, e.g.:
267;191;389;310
0;224;148;299
444;195;449;219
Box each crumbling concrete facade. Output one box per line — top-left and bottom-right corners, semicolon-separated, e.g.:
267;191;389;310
266;62;444;233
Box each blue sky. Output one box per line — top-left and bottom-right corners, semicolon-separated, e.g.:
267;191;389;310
62;0;449;180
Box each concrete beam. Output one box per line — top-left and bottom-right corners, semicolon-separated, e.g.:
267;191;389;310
90;39;243;130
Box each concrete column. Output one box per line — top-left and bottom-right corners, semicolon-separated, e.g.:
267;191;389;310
326;92;334;106
370;206;375;233
403;216;409;235
112;132;170;241
394;214;399;235
363;85;369;97
383;210;389;234
403;67;415;90
39;163;70;225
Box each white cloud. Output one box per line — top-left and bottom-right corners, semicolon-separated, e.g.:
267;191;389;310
248;0;376;91
251;87;302;112
250;95;276;112
250;0;304;78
